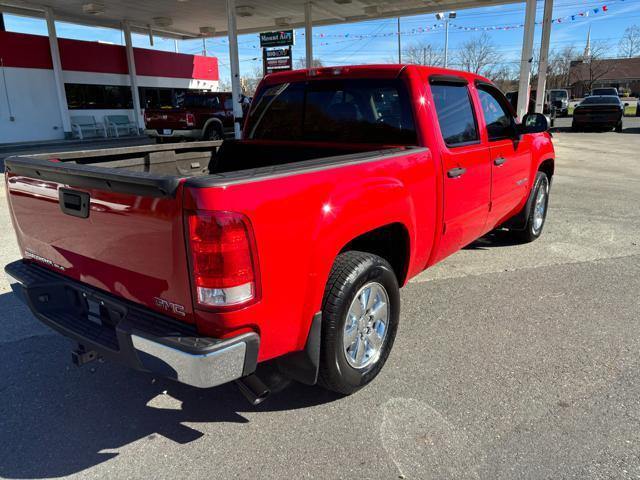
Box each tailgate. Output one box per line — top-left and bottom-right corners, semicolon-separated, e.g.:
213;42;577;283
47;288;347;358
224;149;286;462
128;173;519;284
5;157;196;324
145;109;190;130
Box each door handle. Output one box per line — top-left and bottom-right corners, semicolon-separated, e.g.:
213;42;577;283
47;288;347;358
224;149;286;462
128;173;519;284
447;167;467;179
494;156;507;166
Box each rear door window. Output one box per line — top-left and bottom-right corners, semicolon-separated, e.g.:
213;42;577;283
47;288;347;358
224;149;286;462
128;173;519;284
247;79;417;144
430;83;479;147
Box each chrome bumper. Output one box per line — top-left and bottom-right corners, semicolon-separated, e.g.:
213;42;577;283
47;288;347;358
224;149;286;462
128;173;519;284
131;334;254;388
144;129;203;139
5;260;259;389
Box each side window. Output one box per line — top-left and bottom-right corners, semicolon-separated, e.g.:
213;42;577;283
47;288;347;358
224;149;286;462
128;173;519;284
477;87;514;141
223;98;234;110
431;83;479;147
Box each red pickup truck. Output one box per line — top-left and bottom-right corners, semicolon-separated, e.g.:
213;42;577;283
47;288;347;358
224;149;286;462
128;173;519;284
5;65;554;404
144;91;249;142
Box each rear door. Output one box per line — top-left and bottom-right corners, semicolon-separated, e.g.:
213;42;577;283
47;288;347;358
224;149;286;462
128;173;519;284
475;84;532;228
429;77;491;261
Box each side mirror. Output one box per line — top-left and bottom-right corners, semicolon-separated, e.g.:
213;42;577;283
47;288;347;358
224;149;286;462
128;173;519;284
624;102;629;108
520;113;549;134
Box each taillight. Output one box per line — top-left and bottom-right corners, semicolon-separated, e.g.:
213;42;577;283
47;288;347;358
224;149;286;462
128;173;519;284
188;210;258;308
185;113;196;127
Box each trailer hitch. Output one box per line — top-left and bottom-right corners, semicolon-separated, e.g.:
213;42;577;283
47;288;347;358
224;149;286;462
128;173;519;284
71;344;100;367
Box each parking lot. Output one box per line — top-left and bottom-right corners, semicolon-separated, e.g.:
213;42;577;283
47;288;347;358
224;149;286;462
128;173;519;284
1;119;639;479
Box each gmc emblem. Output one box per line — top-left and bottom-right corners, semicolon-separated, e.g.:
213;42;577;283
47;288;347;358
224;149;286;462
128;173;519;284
153;297;186;317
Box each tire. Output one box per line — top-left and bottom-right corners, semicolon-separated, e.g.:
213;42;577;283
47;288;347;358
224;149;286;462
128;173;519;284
318;251;400;395
512;172;550;243
571;122;579;132
204;124;223;141
615;120;623;133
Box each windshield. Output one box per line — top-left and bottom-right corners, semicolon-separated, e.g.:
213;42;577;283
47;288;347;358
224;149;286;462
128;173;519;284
550;91;568;100
591;88;617;96
246;79;417;144
580;96;620;105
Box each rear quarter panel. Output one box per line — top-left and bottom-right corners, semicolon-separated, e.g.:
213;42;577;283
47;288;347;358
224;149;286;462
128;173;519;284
184;148;436;361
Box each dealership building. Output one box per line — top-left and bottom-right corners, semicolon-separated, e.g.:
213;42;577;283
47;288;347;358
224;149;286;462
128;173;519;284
0;30;219;144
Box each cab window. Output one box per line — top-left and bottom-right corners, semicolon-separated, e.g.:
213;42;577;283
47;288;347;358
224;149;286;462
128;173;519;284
430;83;479;147
477;86;515;141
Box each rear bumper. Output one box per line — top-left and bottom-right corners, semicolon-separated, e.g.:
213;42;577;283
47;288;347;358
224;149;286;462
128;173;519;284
5;260;259;389
144;128;203;139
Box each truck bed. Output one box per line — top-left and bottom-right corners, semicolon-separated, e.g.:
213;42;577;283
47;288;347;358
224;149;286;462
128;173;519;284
6;140;417;196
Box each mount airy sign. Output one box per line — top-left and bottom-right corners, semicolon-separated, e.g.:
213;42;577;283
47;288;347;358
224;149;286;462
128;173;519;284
259;30;295;48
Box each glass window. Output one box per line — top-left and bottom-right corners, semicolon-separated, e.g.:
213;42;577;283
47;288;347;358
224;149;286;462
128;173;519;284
178;93;222;109
223;98;234;110
64;84;132;110
246;79;417;144
431;83;479;147
247;83;305;140
477;87;514;141
580;96;621;105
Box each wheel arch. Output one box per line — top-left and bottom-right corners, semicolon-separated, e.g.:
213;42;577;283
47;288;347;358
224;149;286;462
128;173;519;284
202;117;224;137
538;158;555;182
339;222;411;286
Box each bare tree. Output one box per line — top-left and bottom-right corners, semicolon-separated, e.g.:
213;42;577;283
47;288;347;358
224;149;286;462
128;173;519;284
455;33;501;76
547;46;579;89
490;64;518;92
618;25;640;58
402;42;444;66
294;57;324;69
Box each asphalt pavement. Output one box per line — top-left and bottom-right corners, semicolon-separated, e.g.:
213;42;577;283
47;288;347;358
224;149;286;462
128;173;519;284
0;118;639;479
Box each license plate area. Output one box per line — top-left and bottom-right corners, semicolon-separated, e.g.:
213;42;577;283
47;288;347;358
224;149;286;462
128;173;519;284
26;283;126;351
162;129;172;135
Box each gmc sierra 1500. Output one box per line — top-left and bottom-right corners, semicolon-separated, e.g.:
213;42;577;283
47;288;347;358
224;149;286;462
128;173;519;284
4;65;554;404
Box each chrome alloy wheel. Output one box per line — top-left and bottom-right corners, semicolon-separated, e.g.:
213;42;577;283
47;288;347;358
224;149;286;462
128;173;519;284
532;176;549;235
343;282;389;370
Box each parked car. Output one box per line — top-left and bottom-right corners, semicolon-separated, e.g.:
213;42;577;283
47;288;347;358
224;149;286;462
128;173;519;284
590;87;619;97
506;90;537;115
572;95;628;132
505;89;564;116
548;89;570;116
144;91;249;143
4;65;555;404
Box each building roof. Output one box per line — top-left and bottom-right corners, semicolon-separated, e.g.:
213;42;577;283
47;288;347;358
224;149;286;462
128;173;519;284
1;0;520;39
570;57;640;83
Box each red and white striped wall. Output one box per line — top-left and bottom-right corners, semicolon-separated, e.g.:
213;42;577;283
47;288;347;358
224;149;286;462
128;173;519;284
0;31;219;143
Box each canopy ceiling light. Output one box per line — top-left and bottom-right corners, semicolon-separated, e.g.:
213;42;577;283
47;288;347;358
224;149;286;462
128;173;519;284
274;16;292;27
153;16;173;27
81;3;105;15
199;26;216;35
363;5;379;16
333;0;352;4
236;5;255;17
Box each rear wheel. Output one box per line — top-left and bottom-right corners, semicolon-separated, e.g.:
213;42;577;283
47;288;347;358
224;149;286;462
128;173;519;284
204;124;223;141
318;251;400;395
615;120;623;133
512;172;550;243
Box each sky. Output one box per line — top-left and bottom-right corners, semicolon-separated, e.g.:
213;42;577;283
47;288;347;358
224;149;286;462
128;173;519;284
3;0;640;83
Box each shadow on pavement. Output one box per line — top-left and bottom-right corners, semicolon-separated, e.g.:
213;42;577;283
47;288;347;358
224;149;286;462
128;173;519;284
463;230;523;250
0;291;341;479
